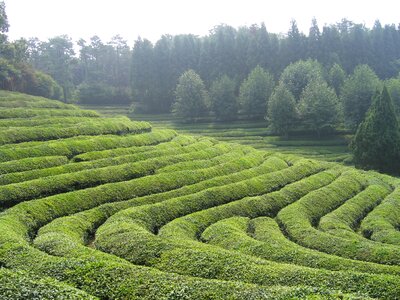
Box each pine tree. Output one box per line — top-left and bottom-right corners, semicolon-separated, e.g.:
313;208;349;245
351;86;400;174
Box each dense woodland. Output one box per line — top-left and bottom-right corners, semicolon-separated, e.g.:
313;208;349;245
1;1;400;134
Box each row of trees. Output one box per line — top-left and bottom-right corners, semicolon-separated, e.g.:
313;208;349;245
0;1;132;103
132;20;400;113
2;0;400;107
172;60;400;136
0;2;62;99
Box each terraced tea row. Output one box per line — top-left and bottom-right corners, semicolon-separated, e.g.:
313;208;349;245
0;92;399;299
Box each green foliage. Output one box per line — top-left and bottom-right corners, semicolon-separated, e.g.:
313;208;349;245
0;156;68;175
173;70;209;121
280;59;324;101
328;63;346;95
298;79;341;136
351;86;400;174
360;187;400;245
239;65;274;118
267;83;297;136
385;77;400;114
210;75;237;120
0;117;148;145
77;82;131;105
2;91;400;299
0;268;97;299
341;65;382;129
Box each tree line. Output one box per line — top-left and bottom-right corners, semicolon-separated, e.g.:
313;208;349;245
1;1;400;117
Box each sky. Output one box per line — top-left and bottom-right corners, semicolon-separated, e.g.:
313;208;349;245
5;0;400;45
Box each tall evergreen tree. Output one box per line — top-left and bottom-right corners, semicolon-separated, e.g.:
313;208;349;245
351;86;400;174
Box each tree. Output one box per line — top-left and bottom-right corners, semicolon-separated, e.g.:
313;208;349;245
210;75;237;120
327;63;346;95
385;78;400;114
239;65;274;119
37;35;75;102
0;1;9;44
173;70;209;121
298;79;341;136
351;86;400;175
267;83;297;137
341;64;382;129
280;59;324;102
131;38;156;112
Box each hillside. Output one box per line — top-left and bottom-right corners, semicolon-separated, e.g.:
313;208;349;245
0;92;400;299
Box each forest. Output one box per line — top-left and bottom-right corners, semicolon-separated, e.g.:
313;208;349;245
1;0;400;117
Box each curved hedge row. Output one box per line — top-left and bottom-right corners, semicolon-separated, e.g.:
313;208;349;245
277;172;400;265
93;165;400;299
2;93;400;299
361;187;400;245
0;108;99;119
202;216;400;275
0;268;97;300
0;117;99;128
0;142;238;208
318;184;391;240
0;136;200;185
0;156;68;175
0;118;151;145
0;129;177;162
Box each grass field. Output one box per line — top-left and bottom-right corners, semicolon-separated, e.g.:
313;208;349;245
1;94;400;299
82;105;352;164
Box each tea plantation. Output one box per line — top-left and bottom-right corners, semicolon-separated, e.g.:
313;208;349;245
1;91;400;299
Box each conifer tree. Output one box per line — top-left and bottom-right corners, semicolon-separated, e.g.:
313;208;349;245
351;86;400;174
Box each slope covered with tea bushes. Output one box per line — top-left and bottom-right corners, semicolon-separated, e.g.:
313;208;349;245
0;91;399;299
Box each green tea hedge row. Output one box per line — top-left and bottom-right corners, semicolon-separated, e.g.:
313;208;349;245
0;118;151;145
0;155;335;299
0;129;177;162
94;164;400;299
318;185;391;240
0;108;99;119
0;117;98;128
0;136;202;185
360;187;400;245
0;98;76;109
156;148;254;174
277;172;400;265
202;216;400;275
0;156;68;175
71;134;210;162
34;153;284;258
0;268;97;300
0;213;343;300
0;143;237;207
95;159;323;264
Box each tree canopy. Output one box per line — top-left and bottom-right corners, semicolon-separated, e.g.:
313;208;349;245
239;65;274;118
210;75;237;121
341;65;382;129
267;83;297;137
173;70;209;121
351;86;400;175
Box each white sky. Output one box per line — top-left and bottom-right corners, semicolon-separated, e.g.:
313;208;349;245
5;0;400;45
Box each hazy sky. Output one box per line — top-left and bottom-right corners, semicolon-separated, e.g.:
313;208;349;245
5;0;400;45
